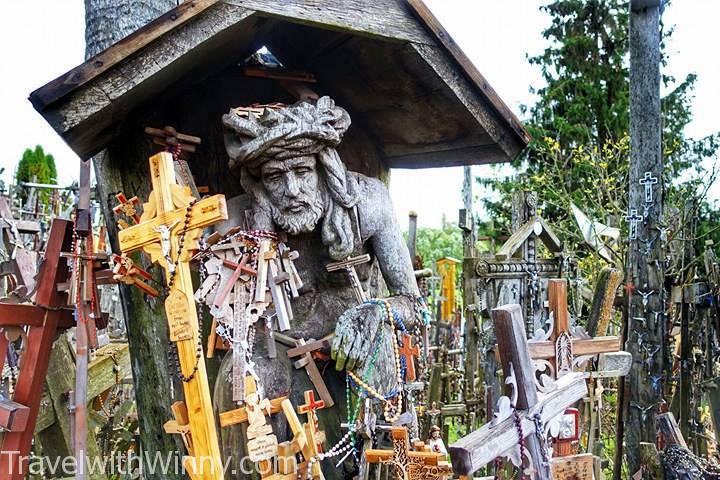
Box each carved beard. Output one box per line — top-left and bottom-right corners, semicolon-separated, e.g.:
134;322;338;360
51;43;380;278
269;191;326;235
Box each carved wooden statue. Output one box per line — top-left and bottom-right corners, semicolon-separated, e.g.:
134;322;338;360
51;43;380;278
216;97;420;479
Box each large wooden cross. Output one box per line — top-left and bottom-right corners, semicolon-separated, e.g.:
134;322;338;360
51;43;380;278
0;219;75;480
529;279;621;378
448;304;588;479
365;426;452;480
119;152;228;480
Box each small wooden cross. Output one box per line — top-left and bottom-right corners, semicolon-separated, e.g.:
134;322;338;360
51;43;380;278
398;333;421;382
449;304;588;479
145;125;202;199
213;254;257;308
118;152;227;478
112;192;141;228
296;390;327;480
297;390;325;414
276;332;334;408
365;426;452;480
325;254;371;303
111;253;159;297
528;279;622;378
164;401;195;456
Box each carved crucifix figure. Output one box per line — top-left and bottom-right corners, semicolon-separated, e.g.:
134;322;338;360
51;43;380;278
217;97;420;479
119;152;228;480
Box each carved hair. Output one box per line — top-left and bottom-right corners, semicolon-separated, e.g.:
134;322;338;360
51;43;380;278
225;97;360;260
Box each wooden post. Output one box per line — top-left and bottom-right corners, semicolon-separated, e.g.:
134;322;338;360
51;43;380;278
408;211;418;263
119;152;227;480
625;0;663;474
448;304;587;478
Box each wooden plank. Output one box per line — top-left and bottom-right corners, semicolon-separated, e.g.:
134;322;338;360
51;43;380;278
384;144;509;169
406;0;530;147
225;0;433;44
448;372;587;476
528;337;622;360
495;220;537;261
87;343;131;400
0;304;73;327
550;453;594;480
29;0;219;110
587;268;622;337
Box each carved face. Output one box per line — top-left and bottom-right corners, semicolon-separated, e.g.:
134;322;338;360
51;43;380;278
260;156;325;234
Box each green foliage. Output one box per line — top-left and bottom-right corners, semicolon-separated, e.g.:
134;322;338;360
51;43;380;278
412;220;463;270
15;145;58;204
481;0;720;275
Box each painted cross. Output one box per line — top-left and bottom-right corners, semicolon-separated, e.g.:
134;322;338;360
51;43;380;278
365;426;452;480
297;390;327;480
112;192;141;229
624;209;643;240
529;280;622;379
111;253;159;297
118;152;227;480
0;219;75;480
298;390;326;414
448;304;587;479
398;333;421;382
639;172;658;204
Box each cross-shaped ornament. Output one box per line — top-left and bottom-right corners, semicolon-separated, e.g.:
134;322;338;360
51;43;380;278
624;209;643;240
398;334;421;382
118;152;227;479
528;280;622;378
639;171;658;204
112;192;141;229
145;125;202;199
297;390;327;480
365;426;452;480
111;253;159;297
449;304;588;479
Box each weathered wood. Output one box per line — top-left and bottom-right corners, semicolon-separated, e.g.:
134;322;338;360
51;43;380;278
657;412;687;449
587;268;622;337
550;453;594;480
624;2;663;474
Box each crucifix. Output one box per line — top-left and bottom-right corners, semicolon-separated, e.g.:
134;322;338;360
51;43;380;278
528;279;622;379
0;219;76;480
112;192;141;229
639;171;658;204
118;152;228;480
625;209;643;240
364;426;452;480
449;304;588;479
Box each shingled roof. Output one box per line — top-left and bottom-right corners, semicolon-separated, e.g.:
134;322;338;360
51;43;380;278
30;0;530;167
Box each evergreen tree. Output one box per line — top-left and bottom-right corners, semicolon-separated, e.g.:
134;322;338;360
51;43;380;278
15;145;58;203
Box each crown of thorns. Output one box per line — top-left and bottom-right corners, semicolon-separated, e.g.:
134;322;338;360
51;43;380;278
223;96;351;172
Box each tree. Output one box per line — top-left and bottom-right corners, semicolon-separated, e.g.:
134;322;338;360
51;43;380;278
481;0;719;277
15;145;58;203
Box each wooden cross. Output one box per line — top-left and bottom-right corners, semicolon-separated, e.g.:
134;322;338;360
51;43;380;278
398;333;421;382
111;253;159;297
297;390;327;480
325;254;371;303
145;125;202;199
448;304;587;479
214;254;256;308
113;192;141;228
365;426;452;480
219;376;308;480
529;279;621;378
118;152;227;480
276;332;335;408
0;219;75;480
298;390;325;414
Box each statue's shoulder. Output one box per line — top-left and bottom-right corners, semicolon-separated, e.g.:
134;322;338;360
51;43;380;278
350;172;392;238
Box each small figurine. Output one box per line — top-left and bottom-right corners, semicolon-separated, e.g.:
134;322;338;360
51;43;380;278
428;425;447;455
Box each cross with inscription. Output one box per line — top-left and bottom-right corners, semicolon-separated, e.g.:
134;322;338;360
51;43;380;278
449;304;588;479
119;152;227;480
639;171;658;204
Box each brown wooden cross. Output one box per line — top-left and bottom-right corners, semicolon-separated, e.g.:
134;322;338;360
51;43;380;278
276;332;335;408
529;279;621;378
213;254;256;308
111;253;159;297
296;390;327;480
399;333;421;382
145;125;202;198
0;219;76;480
365;426;452;480
113;192;141;229
449;304;588;479
119;152;227;480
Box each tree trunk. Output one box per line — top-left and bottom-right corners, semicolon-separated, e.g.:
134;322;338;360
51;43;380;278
84;0;177;57
83;3;182;478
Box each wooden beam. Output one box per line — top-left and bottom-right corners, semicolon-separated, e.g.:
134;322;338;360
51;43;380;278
29;0;220;110
384;144;508;169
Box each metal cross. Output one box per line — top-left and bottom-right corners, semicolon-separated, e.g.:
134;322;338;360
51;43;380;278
625;209;643;240
639;171;658;203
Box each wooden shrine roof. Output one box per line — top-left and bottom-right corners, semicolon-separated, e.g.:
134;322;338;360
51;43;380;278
29;0;530;168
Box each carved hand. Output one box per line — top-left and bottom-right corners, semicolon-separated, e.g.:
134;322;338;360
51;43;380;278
331;302;385;372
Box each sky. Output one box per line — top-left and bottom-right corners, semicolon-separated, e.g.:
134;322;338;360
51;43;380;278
1;1;719;229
